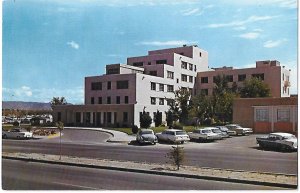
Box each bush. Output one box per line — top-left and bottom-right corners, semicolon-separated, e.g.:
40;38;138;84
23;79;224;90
166;143;185;170
131;125;139;134
140;111;152;128
173;122;183;130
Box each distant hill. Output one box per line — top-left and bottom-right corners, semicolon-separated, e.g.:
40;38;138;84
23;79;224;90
2;101;52;111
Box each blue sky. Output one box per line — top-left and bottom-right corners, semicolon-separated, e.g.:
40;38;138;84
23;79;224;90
2;0;298;104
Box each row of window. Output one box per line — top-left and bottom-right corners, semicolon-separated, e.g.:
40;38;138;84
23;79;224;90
90;96;129;104
151;82;174;92
75;111;129;123
91;80;129;90
256;109;293;122
181;74;194;83
181;61;197;72
132;60;168;67
150;97;174;105
200;73;264;84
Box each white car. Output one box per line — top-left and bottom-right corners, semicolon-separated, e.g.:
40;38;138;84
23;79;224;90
225;124;253;136
188;128;222;142
256;132;297;151
156;129;190;144
2;128;33;139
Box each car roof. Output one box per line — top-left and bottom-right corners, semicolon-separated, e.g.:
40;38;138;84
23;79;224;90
165;129;185;132
201;127;217;130
270;132;294;137
140;129;153;132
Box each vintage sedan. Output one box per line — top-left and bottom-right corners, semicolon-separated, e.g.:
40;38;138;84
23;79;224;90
225;124;253;136
256;132;297;151
136;129;158;145
211;127;229;138
215;126;236;136
156;129;190;144
188;127;222;142
2;128;33;139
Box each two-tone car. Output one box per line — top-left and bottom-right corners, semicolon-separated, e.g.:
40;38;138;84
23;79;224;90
188;127;222;142
2;128;33;139
256;132;297;151
211;127;229;138
156;129;190;144
136;129;158;145
225;124;253;136
215;126;236;136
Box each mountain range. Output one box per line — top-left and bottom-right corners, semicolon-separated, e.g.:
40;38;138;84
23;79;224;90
2;101;52;111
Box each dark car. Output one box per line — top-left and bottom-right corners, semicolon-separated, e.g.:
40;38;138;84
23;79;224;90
256;132;297;151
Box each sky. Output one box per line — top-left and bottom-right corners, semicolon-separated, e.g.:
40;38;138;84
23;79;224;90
2;0;298;104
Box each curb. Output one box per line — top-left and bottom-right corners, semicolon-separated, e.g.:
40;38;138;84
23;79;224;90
2;156;297;189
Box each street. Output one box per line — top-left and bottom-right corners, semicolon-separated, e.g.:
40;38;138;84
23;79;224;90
2;129;297;174
2;159;286;190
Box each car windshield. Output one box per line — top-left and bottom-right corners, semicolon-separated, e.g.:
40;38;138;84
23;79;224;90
176;131;187;135
202;130;211;133
282;135;296;140
212;129;221;133
141;131;153;135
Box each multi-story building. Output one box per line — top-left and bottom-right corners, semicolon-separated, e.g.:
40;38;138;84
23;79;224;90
53;45;209;127
53;45;291;128
196;60;291;97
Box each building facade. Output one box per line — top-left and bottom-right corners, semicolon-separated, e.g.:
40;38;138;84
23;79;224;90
197;60;291;97
53;45;292;128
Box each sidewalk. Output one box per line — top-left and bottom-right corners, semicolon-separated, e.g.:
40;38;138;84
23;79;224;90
2;152;297;189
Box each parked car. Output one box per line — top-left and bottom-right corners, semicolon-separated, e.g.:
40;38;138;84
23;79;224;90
225;124;253;136
215;126;236;136
136;129;158;145
256;133;297;151
211;127;229;138
2;128;33;139
156;129;190;144
188;127;222;142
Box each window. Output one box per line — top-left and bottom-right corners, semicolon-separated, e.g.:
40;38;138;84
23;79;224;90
277;109;290;122
107;97;111;104
148;62;151;65
177;79;179;83
123;112;128;122
116;96;120;104
133;62;143;67
238;74;246;82
91;97;94;104
201;89;208;95
167;71;174;79
189;76;193;83
98;97;102;104
107;81;111;90
194;65;197;72
226;75;233;82
91;82;102;90
159;84;164;92
159;98;164;105
256;109;269;121
199;52;202;57
149;71;157;76
124;96;129;104
189;63;193;70
151;82;156;91
117;80;129;89
107;112;112;124
252;73;264;80
181;61;187;69
156;60;167;64
181;74;187;82
75;112;81;123
167;85;174;92
167;99;174;106
107;68;119;75
151;97;156;105
201;77;208;83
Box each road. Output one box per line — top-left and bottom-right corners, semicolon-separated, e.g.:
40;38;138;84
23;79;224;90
2;129;297;174
2;159;285;190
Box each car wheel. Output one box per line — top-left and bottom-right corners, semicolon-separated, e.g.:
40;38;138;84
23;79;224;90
181;141;184;144
153;142;156;145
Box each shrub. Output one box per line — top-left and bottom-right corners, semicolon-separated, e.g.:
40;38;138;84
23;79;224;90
131;125;139;134
173;122;183;130
166;143;185;170
140;111;152;128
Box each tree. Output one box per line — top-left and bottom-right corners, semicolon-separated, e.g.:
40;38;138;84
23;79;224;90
140;110;152;128
153;110;162;127
240;77;271;98
189;93;213;125
166;143;185;170
55;121;64;160
165;110;174;127
50;97;67;108
131;125;139;134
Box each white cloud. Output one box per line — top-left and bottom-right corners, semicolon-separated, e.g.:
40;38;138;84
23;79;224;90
181;8;201;16
263;39;288;48
238;32;260;39
67;41;80;49
137;40;197;46
234;26;246;31
219;0;297;9
206;15;279;28
15;86;33;97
